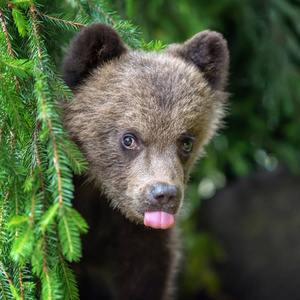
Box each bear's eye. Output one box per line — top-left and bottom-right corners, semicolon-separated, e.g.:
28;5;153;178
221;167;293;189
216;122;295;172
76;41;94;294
122;134;138;150
181;137;194;154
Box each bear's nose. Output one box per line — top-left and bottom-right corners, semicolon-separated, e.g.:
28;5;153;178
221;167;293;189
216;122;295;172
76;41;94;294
147;184;179;204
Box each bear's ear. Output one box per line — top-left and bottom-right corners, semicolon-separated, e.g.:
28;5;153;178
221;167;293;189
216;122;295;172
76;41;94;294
167;30;229;91
62;23;127;90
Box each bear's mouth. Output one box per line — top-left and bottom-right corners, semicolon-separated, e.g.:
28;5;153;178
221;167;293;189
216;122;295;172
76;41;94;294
143;211;174;229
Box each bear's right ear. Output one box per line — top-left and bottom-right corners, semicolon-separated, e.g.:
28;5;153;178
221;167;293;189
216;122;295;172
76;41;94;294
62;23;127;90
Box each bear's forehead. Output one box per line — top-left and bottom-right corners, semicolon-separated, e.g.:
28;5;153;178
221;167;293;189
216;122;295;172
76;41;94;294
74;50;216;141
121;53;213;135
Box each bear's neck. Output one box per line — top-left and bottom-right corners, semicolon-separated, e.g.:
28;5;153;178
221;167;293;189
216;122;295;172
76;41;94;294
71;175;178;300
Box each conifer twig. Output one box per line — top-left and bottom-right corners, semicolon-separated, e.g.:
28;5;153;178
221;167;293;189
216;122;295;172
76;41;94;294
0;116;7;144
0;191;9;245
38;10;86;28
49;123;63;206
13;184;25;300
30;192;35;223
0;260;12;285
30;6;43;70
0;7;14;58
86;0;117;25
10;130;14;153
17;75;33;93
34;130;45;203
58;248;72;296
18;267;24;300
0;280;7;300
42;230;47;272
33;130;49;274
30;6;63;207
53;73;70;99
0;6;19;87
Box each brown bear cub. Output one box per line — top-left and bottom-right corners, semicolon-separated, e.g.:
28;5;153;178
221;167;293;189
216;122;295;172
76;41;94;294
62;23;229;300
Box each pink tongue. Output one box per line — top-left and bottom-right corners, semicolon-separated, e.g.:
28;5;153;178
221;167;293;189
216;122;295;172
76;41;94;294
144;211;174;229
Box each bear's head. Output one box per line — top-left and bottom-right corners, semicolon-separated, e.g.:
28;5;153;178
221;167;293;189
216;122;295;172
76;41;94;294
62;23;229;229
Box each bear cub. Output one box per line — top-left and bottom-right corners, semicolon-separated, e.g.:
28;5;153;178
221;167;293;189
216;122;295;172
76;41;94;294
62;23;229;300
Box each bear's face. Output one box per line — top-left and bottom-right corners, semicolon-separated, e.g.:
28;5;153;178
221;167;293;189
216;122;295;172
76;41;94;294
62;24;229;229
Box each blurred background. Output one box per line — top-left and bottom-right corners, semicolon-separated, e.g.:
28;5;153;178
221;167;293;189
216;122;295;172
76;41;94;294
51;0;300;299
107;1;300;299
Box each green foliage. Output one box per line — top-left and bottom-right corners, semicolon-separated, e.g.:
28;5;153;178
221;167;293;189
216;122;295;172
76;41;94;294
141;39;165;51
0;0;140;299
2;0;300;299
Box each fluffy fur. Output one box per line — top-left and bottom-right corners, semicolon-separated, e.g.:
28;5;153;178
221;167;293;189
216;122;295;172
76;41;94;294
62;23;229;299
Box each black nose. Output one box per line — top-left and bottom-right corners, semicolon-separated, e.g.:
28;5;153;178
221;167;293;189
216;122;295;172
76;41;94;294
147;184;179;204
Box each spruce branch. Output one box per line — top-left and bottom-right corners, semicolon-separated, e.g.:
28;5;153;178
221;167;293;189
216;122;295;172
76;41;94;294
12;186;25;300
42;231;47;272
9;0;33;7
57;248;79;300
34;129;45;204
86;0;117;25
0;190;9;246
16;75;33;93
50;125;63;207
52;74;72;100
0;6;20;88
1;83;23;128
38;11;87;28
30;6;43;69
18;267;24;300
0;259;12;285
0;279;8;300
30;6;64;207
33;131;51;291
0;115;7;144
0;7;14;58
10;129;14;153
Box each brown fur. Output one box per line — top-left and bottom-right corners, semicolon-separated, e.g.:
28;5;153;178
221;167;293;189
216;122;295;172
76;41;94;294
62;23;229;299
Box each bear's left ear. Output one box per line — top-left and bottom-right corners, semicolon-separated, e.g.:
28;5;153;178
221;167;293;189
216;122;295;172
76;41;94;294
167;30;229;91
62;23;127;90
